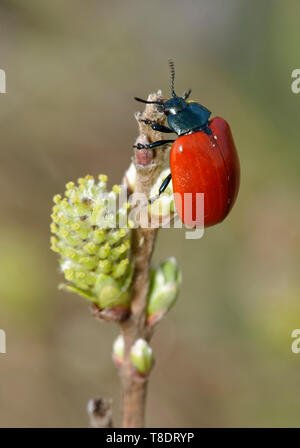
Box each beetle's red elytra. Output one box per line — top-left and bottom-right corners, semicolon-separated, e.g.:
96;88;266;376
170;117;240;227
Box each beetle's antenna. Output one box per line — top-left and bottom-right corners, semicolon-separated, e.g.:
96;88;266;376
134;97;163;105
168;59;176;97
183;89;191;100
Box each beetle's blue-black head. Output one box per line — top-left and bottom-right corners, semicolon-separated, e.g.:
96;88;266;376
134;60;212;136
163;96;187;115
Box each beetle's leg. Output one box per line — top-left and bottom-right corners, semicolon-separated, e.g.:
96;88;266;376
158;173;172;195
140;119;174;134
203;123;212;135
133;140;174;150
148;173;172;204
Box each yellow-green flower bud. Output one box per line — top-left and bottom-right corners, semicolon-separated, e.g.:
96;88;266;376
95;268;133;309
130;339;153;376
124;162;136;193
147;257;181;326
112;335;124;367
50;175;133;316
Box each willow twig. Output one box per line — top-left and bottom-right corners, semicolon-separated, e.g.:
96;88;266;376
120;92;168;428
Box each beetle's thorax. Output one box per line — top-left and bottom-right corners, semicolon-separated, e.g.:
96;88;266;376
164;96;212;136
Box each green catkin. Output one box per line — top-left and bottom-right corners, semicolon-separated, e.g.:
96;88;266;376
50;175;133;308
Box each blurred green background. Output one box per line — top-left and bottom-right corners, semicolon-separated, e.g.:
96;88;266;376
0;0;299;427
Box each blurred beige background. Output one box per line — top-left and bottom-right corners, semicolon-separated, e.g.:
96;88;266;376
0;0;299;427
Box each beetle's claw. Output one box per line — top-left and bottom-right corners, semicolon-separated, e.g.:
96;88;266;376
148;194;159;205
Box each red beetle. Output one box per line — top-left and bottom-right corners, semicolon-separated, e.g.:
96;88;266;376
134;61;240;228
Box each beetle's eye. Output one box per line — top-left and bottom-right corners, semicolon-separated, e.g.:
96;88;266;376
163;105;172;115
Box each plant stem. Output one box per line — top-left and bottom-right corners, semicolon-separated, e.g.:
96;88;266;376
121;227;157;428
87;398;113;428
120;91;168;427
